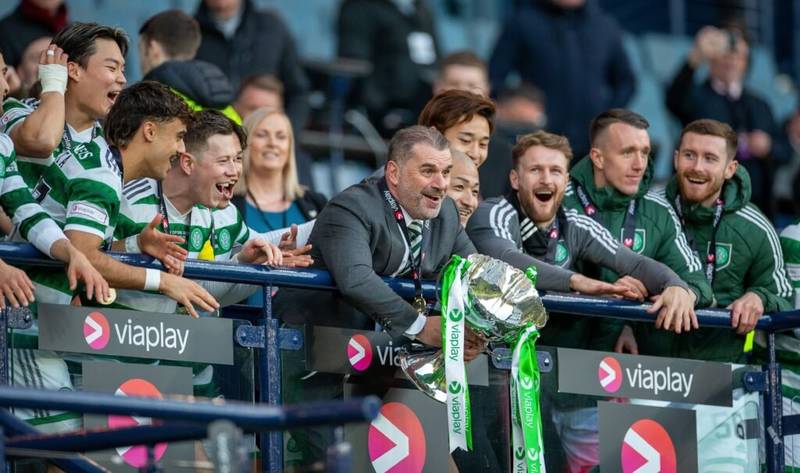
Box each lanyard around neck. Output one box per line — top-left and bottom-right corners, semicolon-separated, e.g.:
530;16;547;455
378;178;428;313
674;195;725;284
573;180;638;249
157;181;215;248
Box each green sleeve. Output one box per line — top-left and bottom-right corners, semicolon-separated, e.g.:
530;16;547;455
654;209;714;307
746;225;793;313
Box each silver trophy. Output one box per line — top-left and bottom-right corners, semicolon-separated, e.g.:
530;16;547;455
399;254;547;402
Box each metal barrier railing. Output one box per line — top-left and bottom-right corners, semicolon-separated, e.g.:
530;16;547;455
0;242;798;472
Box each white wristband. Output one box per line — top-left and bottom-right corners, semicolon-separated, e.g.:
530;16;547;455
125;235;141;253
144;268;161;292
38;63;68;95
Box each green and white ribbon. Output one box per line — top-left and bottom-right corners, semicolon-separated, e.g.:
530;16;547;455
440;256;472;452
510;324;545;472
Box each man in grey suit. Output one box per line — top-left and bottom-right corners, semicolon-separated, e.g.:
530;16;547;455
279;126;483;465
307;125;482;347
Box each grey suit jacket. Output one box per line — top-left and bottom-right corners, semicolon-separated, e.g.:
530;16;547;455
279;179;476;338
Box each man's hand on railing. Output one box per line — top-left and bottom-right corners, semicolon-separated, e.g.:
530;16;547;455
569;273;640;300
0;260;34;308
238;239;314;268
614;325;639;354
614;276;649;302
139;214;188;273
281;244;313;268
159;272;219;318
649;286;698;334
728;291;764;335
237;239;283;266
62;242;110;303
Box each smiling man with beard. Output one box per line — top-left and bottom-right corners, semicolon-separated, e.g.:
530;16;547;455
664;118;792;362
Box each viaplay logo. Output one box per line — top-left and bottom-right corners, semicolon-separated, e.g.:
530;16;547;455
347;334;373;372
621;419;676;473
84;311;110;350
598;356;622;393
368;402;426;473
108;378;168;468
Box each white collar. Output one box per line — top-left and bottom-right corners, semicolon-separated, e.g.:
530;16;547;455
711;78;743;100
163;194;192;221
398;205;423;229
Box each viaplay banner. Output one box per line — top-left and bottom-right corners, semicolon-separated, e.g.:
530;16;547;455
557;348;732;406
306;326;489;385
599;401;698;473
38;304;233;365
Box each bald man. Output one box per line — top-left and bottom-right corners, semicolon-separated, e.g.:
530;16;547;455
447;150;480;227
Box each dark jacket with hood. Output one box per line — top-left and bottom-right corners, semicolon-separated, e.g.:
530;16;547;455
664;166;793;362
144;59;240;122
563;156;714;355
489;0;635;156
194;0;309;131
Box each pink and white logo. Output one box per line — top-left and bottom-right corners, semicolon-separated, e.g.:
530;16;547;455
347;334;373;372
108;378;168;468
83;311;110;350
368;402;426;473
598;356;622;393
621;418;676;473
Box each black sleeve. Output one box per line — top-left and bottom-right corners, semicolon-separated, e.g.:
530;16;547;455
665;61;698;124
606;29;636;108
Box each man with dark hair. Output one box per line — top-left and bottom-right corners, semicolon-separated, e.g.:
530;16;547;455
138;9;201;74
418;89;495;167
2;22;127;188
195;0;309;131
138;9;241;124
666;26;781;218
434;50;490;97
468;129;696;472
28;80;219;314
232;74;284;120
113;109;309;313
664;118;792;362
563;109;713;357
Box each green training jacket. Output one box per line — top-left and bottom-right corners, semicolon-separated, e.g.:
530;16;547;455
663;166;793;362
563;156;714;356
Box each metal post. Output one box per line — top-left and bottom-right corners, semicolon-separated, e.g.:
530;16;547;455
260;283;282;472
0;308;8;386
765;331;785;473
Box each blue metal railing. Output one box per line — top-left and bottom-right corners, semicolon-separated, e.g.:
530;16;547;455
0;242;799;472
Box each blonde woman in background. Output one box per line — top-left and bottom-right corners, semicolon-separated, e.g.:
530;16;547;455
232;107;326;305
